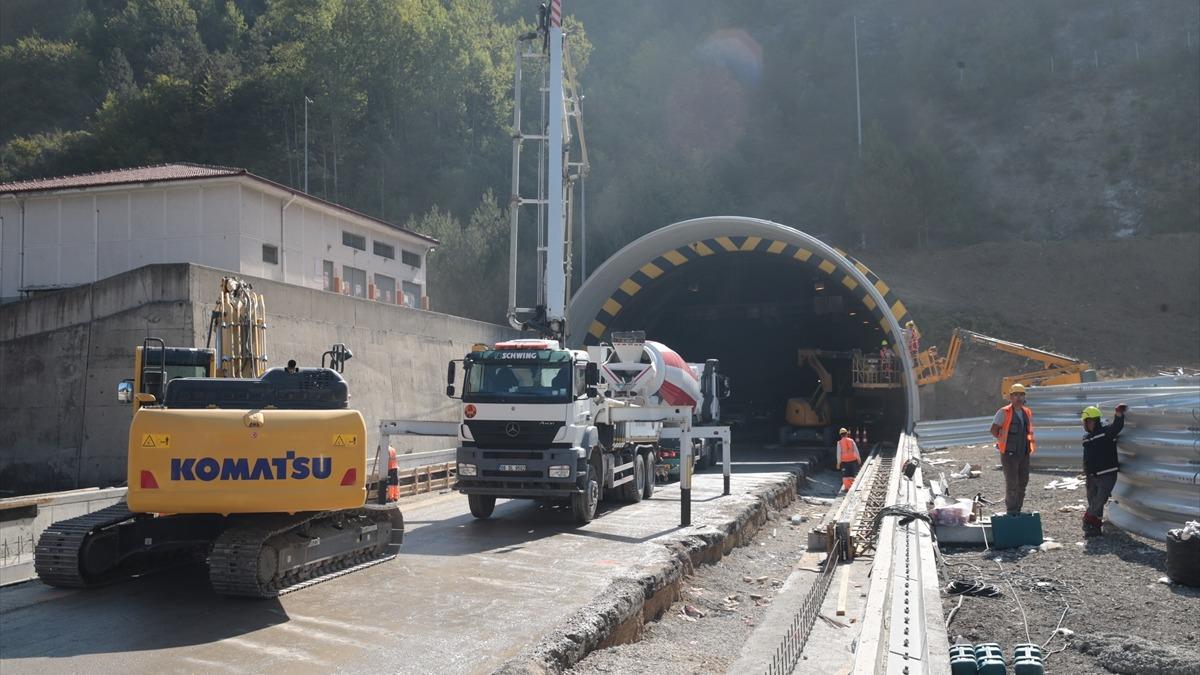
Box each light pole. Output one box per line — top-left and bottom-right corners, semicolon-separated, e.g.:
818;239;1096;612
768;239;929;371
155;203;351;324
853;16;863;158
304;96;313;193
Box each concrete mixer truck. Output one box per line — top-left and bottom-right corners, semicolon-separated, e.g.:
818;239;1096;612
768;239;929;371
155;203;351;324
448;331;712;524
658;359;730;481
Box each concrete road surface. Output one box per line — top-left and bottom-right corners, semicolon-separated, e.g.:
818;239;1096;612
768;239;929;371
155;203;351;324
0;445;810;674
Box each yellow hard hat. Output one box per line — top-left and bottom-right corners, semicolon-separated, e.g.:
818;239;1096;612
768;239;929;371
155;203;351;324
839;427;849;435
1081;406;1102;421
1009;383;1026;394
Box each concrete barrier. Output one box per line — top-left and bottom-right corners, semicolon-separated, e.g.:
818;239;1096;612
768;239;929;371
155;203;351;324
0;263;516;496
0;487;127;586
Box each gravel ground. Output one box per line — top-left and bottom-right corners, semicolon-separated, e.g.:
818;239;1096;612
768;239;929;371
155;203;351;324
929;444;1200;675
568;470;840;675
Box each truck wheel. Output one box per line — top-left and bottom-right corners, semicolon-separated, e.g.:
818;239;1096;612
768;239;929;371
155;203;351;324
468;494;496;519
571;465;599;524
623;454;645;503
642;452;655;500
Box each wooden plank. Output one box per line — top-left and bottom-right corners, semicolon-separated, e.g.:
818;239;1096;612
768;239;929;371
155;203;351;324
835;565;851;616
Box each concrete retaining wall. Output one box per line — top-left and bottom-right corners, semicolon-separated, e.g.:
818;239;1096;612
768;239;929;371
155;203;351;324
497;473;798;674
0;263;515;496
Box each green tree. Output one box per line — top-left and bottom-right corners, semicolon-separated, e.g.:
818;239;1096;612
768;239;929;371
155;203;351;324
415;190;510;322
0;37;97;142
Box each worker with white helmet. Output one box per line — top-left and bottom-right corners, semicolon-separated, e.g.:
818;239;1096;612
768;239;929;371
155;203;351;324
1080;403;1127;537
835;427;861;493
989;383;1036;514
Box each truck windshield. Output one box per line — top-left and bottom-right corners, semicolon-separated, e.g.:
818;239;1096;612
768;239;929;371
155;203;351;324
463;357;573;403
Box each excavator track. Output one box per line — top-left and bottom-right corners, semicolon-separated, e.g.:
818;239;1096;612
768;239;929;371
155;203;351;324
208;505;403;598
34;503;136;588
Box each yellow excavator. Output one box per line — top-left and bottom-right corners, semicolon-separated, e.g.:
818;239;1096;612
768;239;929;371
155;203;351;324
35;277;403;598
779;350;838;447
912;328;1097;398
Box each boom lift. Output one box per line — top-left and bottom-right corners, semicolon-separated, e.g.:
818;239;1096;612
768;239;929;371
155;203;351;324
779;350;837;447
913;328;1097;398
35;277;403;597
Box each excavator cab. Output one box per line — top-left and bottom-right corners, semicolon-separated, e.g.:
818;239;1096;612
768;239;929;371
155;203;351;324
119;338;217;410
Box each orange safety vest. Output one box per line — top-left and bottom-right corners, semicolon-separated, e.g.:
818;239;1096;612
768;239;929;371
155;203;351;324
996;404;1037;455
838;437;861;463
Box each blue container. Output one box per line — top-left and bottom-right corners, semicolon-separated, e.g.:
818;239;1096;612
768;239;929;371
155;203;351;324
990;511;1044;549
974;643;1006;675
1014;643;1045;675
950;644;978;674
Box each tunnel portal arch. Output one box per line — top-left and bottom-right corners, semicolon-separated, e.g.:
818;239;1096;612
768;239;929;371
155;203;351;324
568;217;921;429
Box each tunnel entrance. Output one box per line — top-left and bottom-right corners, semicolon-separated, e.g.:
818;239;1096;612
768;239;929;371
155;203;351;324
569;217;920;447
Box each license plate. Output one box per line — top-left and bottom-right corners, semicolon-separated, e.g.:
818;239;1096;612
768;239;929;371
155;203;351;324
498;464;527;472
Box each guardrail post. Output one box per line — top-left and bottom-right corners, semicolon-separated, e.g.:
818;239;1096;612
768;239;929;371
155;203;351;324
680;428;692;527
722;431;731;496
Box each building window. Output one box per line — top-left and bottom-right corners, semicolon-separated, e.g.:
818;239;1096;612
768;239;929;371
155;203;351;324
375;273;396;303
402;281;422;308
344;266;367;298
401;250;421;268
373;241;395;259
262;244;279;265
323;260;334;291
342;231;366;251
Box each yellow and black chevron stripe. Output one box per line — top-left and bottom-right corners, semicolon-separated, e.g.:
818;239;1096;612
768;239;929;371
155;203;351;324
583;236;910;345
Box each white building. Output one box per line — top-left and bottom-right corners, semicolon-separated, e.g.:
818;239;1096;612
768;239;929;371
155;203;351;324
0;163;437;305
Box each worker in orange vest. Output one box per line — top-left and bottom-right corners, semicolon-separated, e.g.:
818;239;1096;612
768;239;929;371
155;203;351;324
989;383;1036;514
836;427;862;493
387;446;400;501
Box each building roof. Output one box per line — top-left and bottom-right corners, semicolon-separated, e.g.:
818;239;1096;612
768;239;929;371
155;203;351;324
0;163;438;245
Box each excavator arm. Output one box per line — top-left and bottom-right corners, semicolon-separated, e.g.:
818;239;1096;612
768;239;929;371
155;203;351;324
918;328;1094;398
955;329;1085;370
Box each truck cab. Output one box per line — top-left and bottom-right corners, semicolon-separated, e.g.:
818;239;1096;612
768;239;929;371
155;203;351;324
450;338;658;524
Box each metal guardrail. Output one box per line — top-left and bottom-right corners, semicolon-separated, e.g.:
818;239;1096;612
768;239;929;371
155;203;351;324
916;376;1199;464
913;416;993;449
1108;392;1200;541
916;376;1200;542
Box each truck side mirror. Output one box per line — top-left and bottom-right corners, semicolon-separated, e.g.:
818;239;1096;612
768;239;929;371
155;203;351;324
585;362;599;397
446;360;460;399
117;379;134;404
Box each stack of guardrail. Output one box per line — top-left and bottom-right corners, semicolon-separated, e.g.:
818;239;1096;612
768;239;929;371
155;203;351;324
916;375;1200;542
912;416;993;449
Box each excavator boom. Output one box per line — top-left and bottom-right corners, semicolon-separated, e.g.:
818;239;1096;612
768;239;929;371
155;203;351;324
918;327;1095;398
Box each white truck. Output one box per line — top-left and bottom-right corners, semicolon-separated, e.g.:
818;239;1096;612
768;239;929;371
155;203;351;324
449;333;709;524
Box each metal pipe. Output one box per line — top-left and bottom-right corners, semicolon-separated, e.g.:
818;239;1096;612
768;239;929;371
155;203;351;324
506;39;524;330
680;427;692;527
280;193;297;282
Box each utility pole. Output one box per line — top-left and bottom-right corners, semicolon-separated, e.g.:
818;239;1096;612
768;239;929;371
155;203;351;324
304;96;313;193
853;16;863;158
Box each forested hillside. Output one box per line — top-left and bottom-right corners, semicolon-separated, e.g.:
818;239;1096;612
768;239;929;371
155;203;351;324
2;1;1197;322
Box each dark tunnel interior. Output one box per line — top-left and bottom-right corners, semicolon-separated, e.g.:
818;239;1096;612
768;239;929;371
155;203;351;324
602;252;908;447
